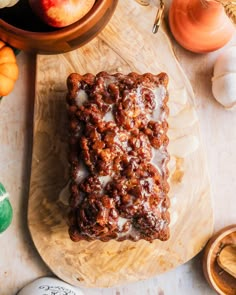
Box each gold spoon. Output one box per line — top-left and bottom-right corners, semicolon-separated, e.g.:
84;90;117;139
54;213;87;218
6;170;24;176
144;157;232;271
135;0;165;33
134;0;150;6
152;0;165;33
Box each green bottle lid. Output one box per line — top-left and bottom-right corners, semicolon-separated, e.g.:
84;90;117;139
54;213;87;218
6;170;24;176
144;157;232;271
0;183;13;233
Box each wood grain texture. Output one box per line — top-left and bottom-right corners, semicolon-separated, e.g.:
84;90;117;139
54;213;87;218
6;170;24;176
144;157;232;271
28;0;214;288
218;245;236;279
202;225;236;295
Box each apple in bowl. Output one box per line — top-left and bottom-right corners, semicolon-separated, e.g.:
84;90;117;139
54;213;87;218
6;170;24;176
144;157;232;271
28;0;96;28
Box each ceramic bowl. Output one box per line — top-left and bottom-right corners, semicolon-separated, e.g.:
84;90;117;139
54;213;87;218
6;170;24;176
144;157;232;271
0;0;118;54
202;224;236;295
17;277;84;295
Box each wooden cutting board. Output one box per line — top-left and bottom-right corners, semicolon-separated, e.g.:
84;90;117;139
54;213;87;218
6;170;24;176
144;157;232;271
28;0;214;288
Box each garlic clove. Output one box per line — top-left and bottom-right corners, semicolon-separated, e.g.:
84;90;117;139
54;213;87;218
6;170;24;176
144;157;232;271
213;46;236;78
212;46;236;109
212;73;236;109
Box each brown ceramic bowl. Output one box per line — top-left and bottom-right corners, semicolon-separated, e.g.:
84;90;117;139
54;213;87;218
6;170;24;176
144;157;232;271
203;225;236;295
0;0;118;54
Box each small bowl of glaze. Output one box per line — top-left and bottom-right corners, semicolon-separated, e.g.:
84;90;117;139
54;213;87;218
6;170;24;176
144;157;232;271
203;225;236;295
0;0;118;54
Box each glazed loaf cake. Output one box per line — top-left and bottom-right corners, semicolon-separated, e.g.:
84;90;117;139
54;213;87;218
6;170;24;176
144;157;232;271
66;71;170;242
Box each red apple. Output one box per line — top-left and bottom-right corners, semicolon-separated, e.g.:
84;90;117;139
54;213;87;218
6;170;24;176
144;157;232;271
28;0;95;28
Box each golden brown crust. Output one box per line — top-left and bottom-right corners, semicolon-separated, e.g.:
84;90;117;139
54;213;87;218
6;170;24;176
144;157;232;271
66;71;170;242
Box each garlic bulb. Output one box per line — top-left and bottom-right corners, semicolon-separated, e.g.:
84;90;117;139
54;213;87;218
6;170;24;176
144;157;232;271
212;46;236;109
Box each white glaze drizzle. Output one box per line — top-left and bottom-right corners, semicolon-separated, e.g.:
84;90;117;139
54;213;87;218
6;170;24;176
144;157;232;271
75;161;89;184
75;89;88;107
74;77;169;238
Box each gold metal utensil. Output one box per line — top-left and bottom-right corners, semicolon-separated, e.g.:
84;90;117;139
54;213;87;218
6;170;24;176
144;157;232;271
135;0;165;33
135;0;150;6
152;0;165;33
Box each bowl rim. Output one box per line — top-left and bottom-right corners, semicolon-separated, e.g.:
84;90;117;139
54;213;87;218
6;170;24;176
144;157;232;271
0;0;106;39
203;224;236;295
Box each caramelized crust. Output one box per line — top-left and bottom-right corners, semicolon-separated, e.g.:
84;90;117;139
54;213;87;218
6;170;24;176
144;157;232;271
67;71;170;242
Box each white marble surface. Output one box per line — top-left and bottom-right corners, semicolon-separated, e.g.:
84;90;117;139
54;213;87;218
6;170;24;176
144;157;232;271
1;5;236;295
